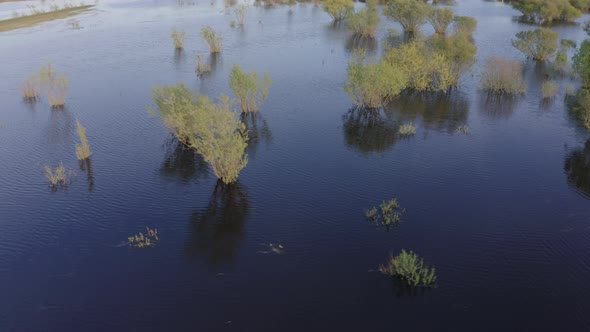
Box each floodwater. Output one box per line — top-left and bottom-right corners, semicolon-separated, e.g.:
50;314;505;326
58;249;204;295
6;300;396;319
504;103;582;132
1;0;590;331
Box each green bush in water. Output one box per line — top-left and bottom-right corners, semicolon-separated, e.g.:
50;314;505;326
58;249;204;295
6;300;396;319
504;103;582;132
379;250;437;287
229;64;272;113
346;0;380;38
384;0;429;34
365;198;404;228
512;28;559;62
322;0;353;21
511;0;583;24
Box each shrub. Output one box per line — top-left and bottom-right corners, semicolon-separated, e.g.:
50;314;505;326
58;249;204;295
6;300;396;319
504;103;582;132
428;33;477;85
542;80;559;99
128;227;159;248
201;25;222;53
234;4;247;26
512;28;559;62
511;0;582;24
229;64;272;113
171;27;185;49
38;64;67;107
45;162;72;188
480;57;527;94
344;54;407;109
574;40;590;88
379;250;437;287
452;16;477;35
152;84;249;184
428;7;454;35
75;120;92;160
365;198;404;228
384;0;429;34
196;54;211;77
21;76;38;100
322;0;353;21
346;0;380;38
398;123;416;136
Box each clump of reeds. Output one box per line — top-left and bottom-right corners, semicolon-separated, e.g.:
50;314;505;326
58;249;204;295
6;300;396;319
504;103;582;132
38;64;68;108
480;57;526;95
195;54;211;77
379;250;437;287
171;27;186;49
45;162;72;188
75;119;92;160
21;76;38;101
128;227;159;248
398;123;416;136
201;25;222;53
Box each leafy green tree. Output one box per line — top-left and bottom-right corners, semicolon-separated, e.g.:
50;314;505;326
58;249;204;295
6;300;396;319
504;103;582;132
322;0;354;22
384;0;429;34
512;28;559;62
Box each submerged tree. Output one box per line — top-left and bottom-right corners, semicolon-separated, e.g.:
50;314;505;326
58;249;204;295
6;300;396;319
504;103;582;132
322;0;353;22
480;57;527;95
511;0;583;24
229;64;272;113
512;28;559;62
428;7;454;35
384;0;430;34
346;0;380;38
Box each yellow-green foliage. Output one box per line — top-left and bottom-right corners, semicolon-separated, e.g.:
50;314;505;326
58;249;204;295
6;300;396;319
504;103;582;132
45;162;71;188
379;250;437;287
480;57;527;95
344;54;407;109
196;54;211;77
152;84;249;184
346;0;380;38
38;64;67;107
542;80;559;99
75;119;92;160
398;123;416;136
384;0;429;33
229;64;272;113
428;7;454;35
452;16;477;35
128;227;159;248
21;75;38;100
201;25;222;53
512;0;583;23
171;27;186;49
512;28;559;62
323;0;353;21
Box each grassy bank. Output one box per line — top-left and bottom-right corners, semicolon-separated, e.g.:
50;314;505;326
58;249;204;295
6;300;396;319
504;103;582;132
0;5;93;32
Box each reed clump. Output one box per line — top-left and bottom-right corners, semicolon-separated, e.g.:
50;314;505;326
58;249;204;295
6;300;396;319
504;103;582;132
171;27;186;49
75;119;92;160
128;227;159;248
201;25;222;53
379;250;437;287
480;57;526;95
21;76;38;101
195;54;211;77
38;64;68;108
45;162;72;188
229;64;272;113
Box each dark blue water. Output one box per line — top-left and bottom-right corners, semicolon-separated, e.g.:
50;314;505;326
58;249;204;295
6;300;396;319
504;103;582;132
1;1;590;331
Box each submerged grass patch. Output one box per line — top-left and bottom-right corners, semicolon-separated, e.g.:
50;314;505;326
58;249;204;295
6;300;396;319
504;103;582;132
379;250;437;287
365;198;404;229
45;162;72;189
128;227;159;248
0;5;93;32
480;57;526;95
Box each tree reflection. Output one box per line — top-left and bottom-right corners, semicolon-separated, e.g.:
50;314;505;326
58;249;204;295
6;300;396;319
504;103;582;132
241;112;272;157
186;181;250;266
160;138;209;183
564;139;590;198
478;92;519;120
342;107;398;154
385;91;469;134
345;35;378;56
79;158;94;192
45;108;72;144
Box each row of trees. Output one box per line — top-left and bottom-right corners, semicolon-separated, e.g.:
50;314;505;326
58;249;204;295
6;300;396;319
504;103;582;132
511;0;590;24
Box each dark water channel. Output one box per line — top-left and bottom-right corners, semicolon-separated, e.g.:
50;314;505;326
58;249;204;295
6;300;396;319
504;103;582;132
1;0;590;330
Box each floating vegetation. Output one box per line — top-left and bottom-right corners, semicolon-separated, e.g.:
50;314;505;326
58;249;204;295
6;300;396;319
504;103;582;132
398;123;416;136
128;227;159;248
365;198;404;229
75;120;92;160
455;125;469;135
257;243;285;254
171;27;186;49
201;25;222;53
379;250;437;287
45;162;72;189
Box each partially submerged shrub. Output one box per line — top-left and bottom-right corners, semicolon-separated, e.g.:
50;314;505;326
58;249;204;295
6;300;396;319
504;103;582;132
365;198;404;229
384;0;429;34
398;123;416;136
574;39;590;88
21;76;38;101
234;4;247;26
171;27;186;49
542;80;559;99
75;120;92;160
128;227;159;248
201;25;222;53
379;250;437;287
512;28;559;62
511;0;583;24
152;84;249;184
344;53;407;109
480;57;526;95
323;0;353;22
452;16;477;35
45;162;72;188
229;64;272;113
428;7;454;35
38;64;67;107
196;54;211;77
346;0;380;38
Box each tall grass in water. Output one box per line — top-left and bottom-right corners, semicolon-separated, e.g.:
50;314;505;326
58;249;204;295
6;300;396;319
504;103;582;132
229;64;272;113
45;162;72;188
171;27;186;49
75;120;92;160
379;250;437;287
195;54;211;77
201;26;222;53
21;76;38;101
480;57;526;95
542;81;558;99
38;64;67;107
398;123;416;136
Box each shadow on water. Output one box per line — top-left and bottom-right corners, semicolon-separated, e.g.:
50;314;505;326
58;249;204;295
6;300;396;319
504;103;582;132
478;92;520;120
79;158;94;192
564;139;590;199
385;91;469;134
241;112;272;157
345;35;378;56
342;107;398;155
160;137;209;183
387;277;433;298
185;181;250;267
